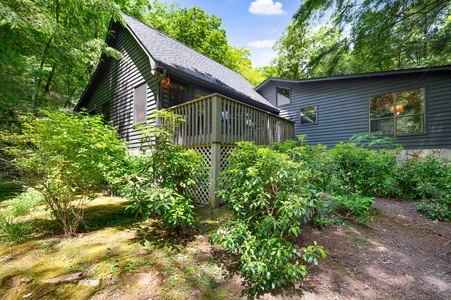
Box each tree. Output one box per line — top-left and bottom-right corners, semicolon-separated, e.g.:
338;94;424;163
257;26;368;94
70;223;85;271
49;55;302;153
142;1;266;85
276;0;451;78
0;0;147;128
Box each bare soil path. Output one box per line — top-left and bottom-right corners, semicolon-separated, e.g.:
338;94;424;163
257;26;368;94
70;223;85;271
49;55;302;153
285;198;451;300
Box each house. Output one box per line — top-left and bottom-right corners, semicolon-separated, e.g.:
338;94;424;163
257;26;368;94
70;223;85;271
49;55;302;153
74;13;294;207
256;66;451;160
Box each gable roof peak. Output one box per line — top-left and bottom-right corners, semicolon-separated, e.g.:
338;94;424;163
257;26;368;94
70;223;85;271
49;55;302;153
121;12;277;113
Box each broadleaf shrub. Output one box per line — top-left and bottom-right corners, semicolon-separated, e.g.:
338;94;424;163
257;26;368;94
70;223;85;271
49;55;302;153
6;111;128;235
322;142;398;197
314;194;375;226
397;158;451;221
119;110;208;236
211;142;324;294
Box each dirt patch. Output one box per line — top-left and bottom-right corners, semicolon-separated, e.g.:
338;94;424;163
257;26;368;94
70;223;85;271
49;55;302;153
292;198;451;300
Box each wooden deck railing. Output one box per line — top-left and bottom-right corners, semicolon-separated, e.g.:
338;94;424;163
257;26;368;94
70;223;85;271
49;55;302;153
169;94;294;147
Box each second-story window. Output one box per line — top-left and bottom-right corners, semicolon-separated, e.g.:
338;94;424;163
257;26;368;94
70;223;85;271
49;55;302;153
276;87;291;106
300;106;317;124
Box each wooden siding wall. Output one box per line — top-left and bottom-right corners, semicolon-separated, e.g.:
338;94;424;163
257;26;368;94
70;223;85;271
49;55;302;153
258;72;451;149
85;28;160;152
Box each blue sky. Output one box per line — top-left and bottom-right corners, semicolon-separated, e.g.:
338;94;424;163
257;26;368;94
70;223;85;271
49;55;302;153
161;0;301;67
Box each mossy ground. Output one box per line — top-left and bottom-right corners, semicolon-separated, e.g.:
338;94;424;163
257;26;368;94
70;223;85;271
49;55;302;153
0;183;238;300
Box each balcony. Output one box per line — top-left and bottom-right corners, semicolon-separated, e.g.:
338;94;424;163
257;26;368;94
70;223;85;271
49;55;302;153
169;94;294;147
168;94;294;207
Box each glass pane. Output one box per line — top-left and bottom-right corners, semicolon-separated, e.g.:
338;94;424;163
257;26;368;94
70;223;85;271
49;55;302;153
396;89;424;116
134;84;147;124
169;80;188;107
370;93;394;119
397;114;424;134
300;106;317;124
276;87;291;106
370;118;394;135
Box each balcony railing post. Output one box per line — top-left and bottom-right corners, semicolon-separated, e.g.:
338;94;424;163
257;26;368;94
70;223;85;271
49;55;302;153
211;95;222;144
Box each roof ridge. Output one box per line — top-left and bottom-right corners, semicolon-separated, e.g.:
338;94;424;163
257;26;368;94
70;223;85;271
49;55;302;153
121;12;242;77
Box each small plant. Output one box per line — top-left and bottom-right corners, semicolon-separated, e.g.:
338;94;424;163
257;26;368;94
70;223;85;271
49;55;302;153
302;241;327;266
8;187;44;217
315;194;374;224
0;212;32;243
417;198;451;222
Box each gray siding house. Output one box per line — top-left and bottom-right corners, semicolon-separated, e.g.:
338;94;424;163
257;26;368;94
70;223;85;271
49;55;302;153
256;66;451;157
75;13;293;206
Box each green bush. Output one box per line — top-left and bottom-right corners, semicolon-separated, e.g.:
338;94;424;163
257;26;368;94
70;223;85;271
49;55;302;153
397;158;451;221
211;142;325;295
6;110;128;235
323;143;398;197
314;194;375;226
119;110;208;236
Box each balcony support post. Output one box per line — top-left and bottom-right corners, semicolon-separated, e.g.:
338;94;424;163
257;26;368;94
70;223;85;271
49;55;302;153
209;142;221;208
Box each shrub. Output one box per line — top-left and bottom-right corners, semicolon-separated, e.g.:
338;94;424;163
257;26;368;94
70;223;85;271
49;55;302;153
397;158;451;221
119;110;208;236
314;194;375;226
6;111;128;235
211;142;325;295
323;143;398;197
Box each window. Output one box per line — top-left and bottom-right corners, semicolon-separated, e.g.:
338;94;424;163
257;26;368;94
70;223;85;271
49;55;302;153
369;88;425;135
168;79;188;107
300;106;317;124
276;87;291;106
134;83;147;124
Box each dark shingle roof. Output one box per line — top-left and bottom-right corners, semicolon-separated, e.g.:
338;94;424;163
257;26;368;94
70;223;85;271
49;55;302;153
255;65;451;91
122;13;277;113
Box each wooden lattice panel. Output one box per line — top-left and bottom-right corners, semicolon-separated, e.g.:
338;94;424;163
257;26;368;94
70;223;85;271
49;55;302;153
187;146;211;205
220;145;234;172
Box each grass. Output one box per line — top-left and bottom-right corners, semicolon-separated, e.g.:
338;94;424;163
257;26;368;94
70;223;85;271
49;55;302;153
0;186;240;300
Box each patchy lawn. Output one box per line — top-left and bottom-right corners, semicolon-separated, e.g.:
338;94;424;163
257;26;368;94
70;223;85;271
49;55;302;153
0;194;450;299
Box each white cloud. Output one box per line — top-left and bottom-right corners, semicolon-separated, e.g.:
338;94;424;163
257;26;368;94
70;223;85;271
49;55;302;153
249;0;284;16
250;49;277;67
248;39;275;48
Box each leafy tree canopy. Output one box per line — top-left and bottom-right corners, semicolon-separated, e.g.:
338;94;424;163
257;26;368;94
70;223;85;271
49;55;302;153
272;0;451;78
0;0;149;128
142;1;265;85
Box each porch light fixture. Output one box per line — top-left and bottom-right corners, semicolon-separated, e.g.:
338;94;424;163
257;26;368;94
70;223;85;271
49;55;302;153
390;105;404;114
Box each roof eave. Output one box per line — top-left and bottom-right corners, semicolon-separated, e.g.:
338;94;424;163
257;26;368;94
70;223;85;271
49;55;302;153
163;65;279;114
255;65;451;91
